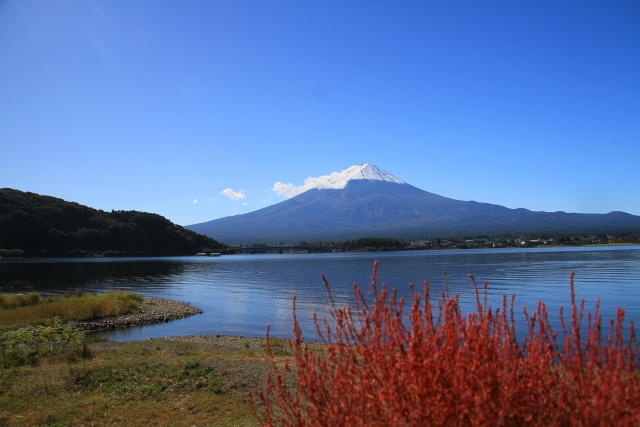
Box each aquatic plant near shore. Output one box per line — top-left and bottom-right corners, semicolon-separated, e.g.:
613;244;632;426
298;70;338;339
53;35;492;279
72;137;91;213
253;262;640;425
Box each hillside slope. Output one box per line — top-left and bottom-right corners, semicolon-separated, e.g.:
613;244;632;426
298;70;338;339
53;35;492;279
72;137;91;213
0;188;227;256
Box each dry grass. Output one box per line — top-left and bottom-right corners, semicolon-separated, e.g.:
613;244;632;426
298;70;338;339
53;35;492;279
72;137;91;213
0;292;49;309
0;336;279;426
0;292;142;327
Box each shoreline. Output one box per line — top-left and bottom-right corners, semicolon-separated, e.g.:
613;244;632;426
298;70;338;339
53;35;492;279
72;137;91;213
2;243;639;261
66;297;202;332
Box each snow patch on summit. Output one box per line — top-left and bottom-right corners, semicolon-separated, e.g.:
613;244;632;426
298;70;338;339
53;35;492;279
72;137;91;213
271;164;405;198
340;164;405;184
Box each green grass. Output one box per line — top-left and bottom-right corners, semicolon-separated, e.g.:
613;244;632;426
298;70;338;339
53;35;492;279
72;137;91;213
0;292;143;327
0;318;89;368
0;337;277;426
0;291;273;425
0;292;51;310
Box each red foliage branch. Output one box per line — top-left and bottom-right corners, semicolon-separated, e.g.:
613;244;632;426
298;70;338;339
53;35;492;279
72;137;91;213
251;262;640;426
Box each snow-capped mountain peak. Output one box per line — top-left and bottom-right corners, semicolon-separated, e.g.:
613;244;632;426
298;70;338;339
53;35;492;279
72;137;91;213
272;164;405;197
338;164;405;185
189;164;640;245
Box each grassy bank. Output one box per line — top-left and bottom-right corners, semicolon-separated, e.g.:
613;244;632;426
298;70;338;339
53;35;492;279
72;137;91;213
0;291;142;328
0;292;278;425
0;291;143;371
0;336;283;426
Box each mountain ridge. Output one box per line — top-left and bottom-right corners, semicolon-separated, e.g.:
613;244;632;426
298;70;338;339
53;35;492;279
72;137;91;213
188;166;640;244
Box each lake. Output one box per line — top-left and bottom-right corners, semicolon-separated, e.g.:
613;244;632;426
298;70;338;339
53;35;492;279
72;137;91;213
1;245;639;341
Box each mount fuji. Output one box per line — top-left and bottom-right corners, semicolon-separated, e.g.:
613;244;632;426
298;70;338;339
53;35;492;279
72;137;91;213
186;164;640;244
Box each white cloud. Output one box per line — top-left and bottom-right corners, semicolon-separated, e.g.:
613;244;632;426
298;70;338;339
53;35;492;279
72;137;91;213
271;182;301;198
270;164;402;198
271;171;349;198
191;199;198;204
220;188;246;201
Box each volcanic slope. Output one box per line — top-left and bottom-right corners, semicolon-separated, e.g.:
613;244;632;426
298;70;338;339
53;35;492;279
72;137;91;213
187;164;640;244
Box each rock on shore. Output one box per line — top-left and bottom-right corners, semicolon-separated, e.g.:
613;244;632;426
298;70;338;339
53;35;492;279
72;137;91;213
67;297;202;332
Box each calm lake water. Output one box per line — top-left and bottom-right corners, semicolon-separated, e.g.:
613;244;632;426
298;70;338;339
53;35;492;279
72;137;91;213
1;246;639;341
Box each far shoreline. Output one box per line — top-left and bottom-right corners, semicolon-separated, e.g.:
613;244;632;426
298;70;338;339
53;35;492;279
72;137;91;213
2;242;639;260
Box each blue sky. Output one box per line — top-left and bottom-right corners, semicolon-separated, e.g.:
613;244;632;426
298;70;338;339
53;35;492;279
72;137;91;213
1;1;639;227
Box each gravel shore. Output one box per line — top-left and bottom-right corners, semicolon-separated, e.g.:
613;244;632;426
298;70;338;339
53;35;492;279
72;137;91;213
67;297;202;332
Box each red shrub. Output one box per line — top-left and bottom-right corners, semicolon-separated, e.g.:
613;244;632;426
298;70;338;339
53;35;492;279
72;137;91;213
252;262;640;426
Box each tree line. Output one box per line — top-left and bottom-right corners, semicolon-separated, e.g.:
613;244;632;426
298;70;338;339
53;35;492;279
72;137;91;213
0;189;227;257
298;232;640;253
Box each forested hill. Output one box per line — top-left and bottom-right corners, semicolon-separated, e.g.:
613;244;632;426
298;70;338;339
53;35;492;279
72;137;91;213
0;188;228;257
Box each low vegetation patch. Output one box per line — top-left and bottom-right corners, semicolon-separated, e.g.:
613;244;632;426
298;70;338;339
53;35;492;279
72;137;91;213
0;292;56;310
0;290;271;425
0;291;142;327
0;318;88;368
0;291;142;368
254;262;640;425
0;337;275;426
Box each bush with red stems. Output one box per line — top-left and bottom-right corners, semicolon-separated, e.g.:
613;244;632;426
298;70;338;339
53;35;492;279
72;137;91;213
252;261;639;426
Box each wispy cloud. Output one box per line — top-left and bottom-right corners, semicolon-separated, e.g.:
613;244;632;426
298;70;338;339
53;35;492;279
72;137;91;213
220;188;246;201
191;199;198;204
271;165;398;198
271;171;347;198
271;182;302;198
